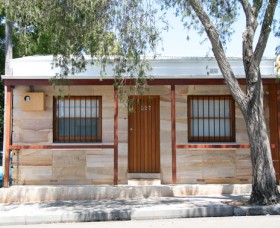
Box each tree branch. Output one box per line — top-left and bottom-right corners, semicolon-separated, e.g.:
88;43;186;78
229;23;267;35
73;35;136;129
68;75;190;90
254;0;278;65
240;0;252;19
253;0;264;17
239;0;261;98
239;0;258;65
189;0;247;110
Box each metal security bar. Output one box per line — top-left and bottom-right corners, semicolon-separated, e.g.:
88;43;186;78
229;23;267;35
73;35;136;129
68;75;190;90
54;96;102;143
188;95;235;142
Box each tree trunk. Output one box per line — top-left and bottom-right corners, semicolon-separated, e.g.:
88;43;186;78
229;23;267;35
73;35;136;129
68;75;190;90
243;72;279;205
5;21;13;75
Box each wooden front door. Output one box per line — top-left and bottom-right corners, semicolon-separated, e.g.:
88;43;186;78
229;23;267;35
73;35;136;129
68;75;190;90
128;96;160;173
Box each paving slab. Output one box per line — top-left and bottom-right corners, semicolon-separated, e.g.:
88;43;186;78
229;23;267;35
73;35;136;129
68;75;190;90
131;205;233;220
234;204;280;216
0;195;255;225
0;194;280;225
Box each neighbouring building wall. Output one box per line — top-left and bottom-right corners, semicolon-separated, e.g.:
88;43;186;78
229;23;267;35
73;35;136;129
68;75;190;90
11;84;269;185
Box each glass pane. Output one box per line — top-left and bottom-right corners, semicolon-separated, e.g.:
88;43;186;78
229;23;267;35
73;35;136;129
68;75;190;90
225;119;231;136
57;100;64;117
225;100;230;117
209;119;215;136
203;119;209;136
214;100;220;117
192;99;207;118
191;119;204;137
203;100;209;117
219;100;225;117
57;98;99;118
220;119;229;137
80;107;99;117
191;116;231;137
58;119;99;138
198;100;203;118
191;99;198;117
215;119;231;137
208;99;214;117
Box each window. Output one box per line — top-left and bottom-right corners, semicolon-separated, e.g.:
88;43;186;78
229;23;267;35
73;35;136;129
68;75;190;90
188;95;235;142
53;96;102;143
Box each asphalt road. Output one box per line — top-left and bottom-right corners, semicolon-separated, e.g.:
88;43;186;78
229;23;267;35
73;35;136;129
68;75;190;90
2;216;280;228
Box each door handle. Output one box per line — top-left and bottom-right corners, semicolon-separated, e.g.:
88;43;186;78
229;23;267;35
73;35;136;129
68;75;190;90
130;128;133;131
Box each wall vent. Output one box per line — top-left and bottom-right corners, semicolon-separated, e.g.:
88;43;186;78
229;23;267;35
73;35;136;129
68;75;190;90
209;68;219;74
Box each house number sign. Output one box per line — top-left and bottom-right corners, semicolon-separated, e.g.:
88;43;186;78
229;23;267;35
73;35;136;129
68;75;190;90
141;105;151;111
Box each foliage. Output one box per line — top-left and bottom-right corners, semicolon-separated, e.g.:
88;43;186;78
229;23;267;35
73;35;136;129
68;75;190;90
5;0;161;104
0;3;55;138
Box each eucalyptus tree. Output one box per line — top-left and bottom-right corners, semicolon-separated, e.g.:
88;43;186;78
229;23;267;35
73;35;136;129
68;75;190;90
161;0;280;205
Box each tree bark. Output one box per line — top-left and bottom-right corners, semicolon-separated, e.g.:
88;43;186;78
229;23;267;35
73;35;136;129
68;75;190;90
5;21;13;75
244;70;279;204
239;0;279;204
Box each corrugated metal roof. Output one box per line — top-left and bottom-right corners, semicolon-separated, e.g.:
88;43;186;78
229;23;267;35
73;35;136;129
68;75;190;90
2;55;277;79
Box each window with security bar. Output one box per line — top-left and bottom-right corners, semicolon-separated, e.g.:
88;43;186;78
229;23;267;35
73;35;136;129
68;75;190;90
53;96;102;143
187;95;235;142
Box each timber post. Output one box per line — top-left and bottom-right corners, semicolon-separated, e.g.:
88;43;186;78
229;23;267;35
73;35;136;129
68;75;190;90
3;86;12;187
114;88;119;185
171;84;176;184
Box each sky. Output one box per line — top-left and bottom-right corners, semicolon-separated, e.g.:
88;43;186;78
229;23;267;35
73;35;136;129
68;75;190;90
159;9;279;58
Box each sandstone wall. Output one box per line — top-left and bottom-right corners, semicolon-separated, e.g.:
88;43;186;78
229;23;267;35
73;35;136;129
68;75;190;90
11;84;267;185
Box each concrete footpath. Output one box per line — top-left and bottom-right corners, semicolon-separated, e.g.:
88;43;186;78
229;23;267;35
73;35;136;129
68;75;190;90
1;195;280;226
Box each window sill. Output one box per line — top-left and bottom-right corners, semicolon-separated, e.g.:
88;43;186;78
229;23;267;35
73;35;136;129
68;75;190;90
176;143;250;149
9;144;114;150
